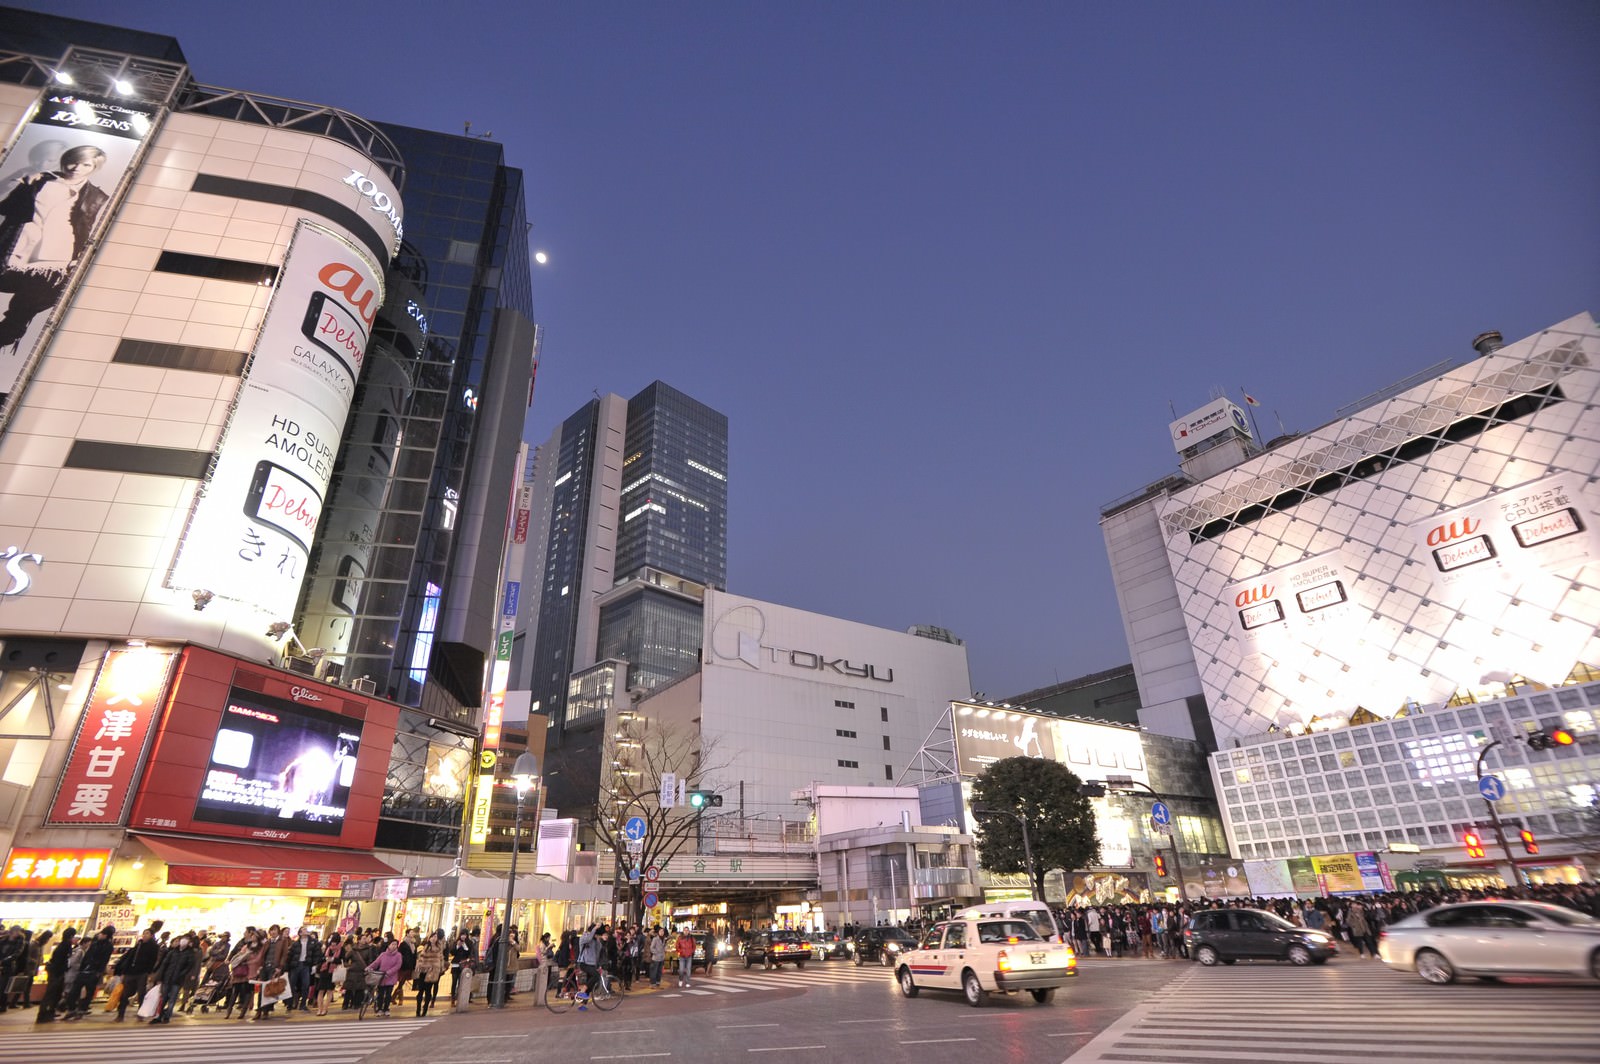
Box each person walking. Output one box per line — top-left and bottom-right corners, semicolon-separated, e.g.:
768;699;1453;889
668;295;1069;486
448;932;473;1004
372;939;403;1016
223;931;264;1020
286;927;321;1012
62;924;114;1020
254;924;291;1020
313;933;343;1017
648;928;666;988
114;927;159;1022
149;933;199;1025
1347;901;1373;958
674;928;695;989
34;927;74;1023
414;931;446;1017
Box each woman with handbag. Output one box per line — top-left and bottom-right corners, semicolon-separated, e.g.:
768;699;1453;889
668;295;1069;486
223;932;264;1020
313;932;343;1016
413;931;446;1017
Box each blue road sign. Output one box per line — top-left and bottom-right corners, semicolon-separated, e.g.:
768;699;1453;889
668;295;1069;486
1478;775;1506;802
628;868;640;882
624;816;648;841
643;892;659;909
1151;801;1172;826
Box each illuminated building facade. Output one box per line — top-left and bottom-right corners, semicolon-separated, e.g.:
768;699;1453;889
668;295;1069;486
1104;315;1600;883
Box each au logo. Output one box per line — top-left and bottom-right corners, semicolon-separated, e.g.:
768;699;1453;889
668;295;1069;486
479;750;497;771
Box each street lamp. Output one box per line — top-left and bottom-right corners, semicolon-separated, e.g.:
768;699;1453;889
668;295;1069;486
1080;776;1187;901
970;804;1038;901
491;751;539;1008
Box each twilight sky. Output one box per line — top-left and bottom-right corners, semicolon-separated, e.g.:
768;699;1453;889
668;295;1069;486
32;0;1600;698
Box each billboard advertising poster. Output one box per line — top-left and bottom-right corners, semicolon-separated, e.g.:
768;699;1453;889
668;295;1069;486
169;221;384;619
1225;549;1360;659
1243;858;1297;898
193;685;363;836
1407;473;1600;602
1311;853;1366;895
952;704;1057;772
1355;851;1389;892
1169;397;1250;453
1286;857;1321;897
46;646;178;826
0;92;153;402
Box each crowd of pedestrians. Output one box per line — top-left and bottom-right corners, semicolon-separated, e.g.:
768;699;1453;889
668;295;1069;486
3;921;469;1026
1053;880;1600;960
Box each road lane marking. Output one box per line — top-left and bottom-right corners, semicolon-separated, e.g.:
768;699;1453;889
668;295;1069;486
747;1047;827;1053
720;1023;781;1028
594;1055;671;1061
593;1029;656;1034
901;1038;977;1045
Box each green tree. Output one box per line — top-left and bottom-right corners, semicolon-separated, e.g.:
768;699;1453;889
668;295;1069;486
971;756;1100;899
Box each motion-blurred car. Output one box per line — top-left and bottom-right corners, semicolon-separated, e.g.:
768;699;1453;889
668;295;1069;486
896;916;1075;1006
809;931;848;959
744;929;812;969
1184;908;1338;966
1377;901;1600;984
852;926;921;967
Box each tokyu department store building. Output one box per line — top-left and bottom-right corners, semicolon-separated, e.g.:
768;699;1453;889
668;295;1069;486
1103;314;1600;888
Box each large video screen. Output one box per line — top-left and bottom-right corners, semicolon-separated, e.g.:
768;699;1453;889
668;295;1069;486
194;688;363;836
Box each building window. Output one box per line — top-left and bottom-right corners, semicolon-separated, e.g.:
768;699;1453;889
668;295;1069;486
880;707;888;722
835;700;855;709
838;759;858;769
836;729;856;738
885;765;894;781
882;735;891;750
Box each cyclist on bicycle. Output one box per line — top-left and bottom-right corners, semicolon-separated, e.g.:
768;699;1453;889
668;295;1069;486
575;924;603;1008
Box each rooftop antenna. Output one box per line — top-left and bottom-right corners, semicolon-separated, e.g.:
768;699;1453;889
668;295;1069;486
463;120;494;139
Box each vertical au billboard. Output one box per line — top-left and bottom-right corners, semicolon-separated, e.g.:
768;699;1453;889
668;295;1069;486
0;92;153;401
170;221;383;618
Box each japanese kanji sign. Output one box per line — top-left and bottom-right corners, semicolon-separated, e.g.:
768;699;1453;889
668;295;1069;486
0;848;112;890
46;647;176;826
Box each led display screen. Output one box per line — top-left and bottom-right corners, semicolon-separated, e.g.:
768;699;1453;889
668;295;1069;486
193;687;363;836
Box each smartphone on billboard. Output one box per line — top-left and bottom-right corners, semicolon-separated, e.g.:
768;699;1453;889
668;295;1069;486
242;460;323;551
300;290;368;382
332;554;366;614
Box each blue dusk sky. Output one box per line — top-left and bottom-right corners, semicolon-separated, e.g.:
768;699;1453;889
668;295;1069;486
27;1;1600;697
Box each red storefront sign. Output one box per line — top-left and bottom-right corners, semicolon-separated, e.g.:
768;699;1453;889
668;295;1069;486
166;866;350;890
45;647;177;825
0;848;112;890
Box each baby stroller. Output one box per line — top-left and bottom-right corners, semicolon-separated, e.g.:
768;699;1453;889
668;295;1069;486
185;960;229;1014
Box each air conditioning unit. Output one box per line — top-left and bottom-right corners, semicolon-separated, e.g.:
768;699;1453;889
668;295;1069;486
351;677;377;694
285;656;317;676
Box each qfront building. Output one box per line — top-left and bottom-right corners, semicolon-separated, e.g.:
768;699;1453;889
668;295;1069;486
1103;314;1600;888
0;10;541;950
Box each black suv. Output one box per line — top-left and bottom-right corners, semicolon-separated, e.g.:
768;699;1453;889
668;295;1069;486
852;926;920;967
744;929;812;969
1184;909;1338;966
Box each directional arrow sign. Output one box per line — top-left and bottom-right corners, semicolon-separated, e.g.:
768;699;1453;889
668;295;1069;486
1478;775;1506;802
1150;801;1172;827
624;816;647;841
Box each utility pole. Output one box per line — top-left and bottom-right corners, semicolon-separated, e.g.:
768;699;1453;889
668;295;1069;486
1474;740;1522;887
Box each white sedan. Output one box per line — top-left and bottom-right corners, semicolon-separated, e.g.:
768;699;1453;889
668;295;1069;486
1378;900;1600;984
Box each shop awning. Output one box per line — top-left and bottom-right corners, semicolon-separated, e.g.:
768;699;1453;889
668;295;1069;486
134;834;400;889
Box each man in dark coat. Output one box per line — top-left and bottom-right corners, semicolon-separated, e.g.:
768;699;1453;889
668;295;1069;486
114;926;159;1021
63;924;114;1019
35;927;75;1022
150;933;200;1024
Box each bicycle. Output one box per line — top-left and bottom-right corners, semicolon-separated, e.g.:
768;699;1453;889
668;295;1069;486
544;964;622;1013
356;970;382;1020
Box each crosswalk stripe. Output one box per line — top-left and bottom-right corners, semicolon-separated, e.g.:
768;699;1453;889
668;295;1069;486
0;1016;435;1064
681;989;713;996
1063;959;1600;1064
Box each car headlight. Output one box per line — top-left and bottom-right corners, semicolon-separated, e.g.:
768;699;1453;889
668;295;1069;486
1306;932;1331;943
886;943;901;952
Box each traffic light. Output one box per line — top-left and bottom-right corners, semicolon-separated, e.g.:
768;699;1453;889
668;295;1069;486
1153;854;1168;878
1463;830;1486;858
1527;726;1576;751
1519;828;1539;855
687;790;722;809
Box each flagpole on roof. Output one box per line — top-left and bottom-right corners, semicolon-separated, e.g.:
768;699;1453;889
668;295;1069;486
1240;387;1264;444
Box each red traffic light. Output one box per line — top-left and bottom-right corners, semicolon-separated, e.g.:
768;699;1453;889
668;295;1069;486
1464;831;1486;858
1154;854;1168;878
1527;726;1576;750
1519;828;1539;855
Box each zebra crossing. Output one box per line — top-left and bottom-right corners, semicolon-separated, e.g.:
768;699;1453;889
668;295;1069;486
649;960;895;998
1064;957;1600;1064
0;1015;435;1064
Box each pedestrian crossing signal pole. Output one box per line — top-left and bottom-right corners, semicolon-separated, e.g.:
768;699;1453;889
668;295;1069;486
1474;741;1521;886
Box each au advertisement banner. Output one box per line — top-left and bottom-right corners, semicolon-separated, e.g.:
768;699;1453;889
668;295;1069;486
0;92;153;401
1225;549;1359;657
170;222;383;617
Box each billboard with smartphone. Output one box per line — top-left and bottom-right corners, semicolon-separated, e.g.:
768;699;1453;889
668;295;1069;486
0;92;155;404
169;221;384;618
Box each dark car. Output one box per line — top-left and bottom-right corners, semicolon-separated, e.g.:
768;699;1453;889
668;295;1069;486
744;929;812;969
1184;909;1338;966
689;930;718;971
852;926;920;967
810;931;849;959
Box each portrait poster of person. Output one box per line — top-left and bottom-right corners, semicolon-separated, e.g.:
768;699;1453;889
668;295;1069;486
0;92;152;400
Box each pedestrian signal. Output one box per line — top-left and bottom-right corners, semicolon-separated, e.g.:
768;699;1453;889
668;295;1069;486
1463;830;1486;858
1154;854;1168;878
1519;828;1539;855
